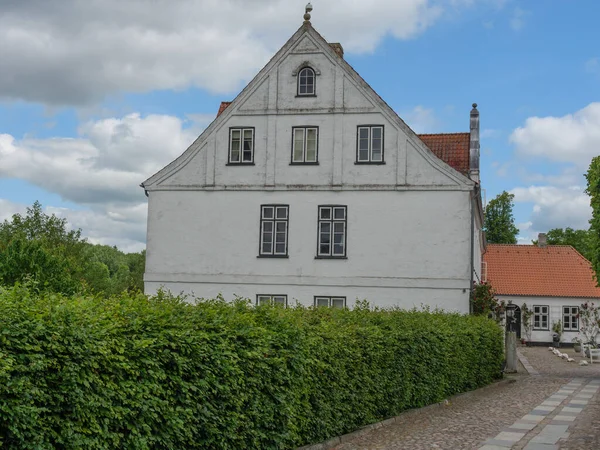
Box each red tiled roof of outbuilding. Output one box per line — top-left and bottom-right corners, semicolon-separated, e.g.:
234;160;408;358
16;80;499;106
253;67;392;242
483;244;600;298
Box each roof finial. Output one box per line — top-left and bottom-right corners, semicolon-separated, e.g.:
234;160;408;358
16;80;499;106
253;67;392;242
304;3;313;22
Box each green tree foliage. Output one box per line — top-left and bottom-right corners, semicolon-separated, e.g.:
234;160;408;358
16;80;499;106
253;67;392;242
585;156;600;283
532;228;594;261
484;191;519;244
0;201;145;296
0;287;504;449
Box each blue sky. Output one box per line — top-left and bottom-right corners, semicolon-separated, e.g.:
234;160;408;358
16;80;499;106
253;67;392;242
0;0;598;251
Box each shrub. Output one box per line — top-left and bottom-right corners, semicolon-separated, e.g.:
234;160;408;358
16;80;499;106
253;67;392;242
0;286;504;449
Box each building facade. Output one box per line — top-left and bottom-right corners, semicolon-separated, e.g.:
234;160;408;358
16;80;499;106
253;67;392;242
141;14;485;311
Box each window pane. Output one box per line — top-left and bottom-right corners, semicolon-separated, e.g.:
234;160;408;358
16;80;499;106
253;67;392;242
332;298;345;309
333;244;344;255
263;207;274;219
230;130;241;162
299;84;307;94
372;127;382;139
534;318;540;328
263;221;273;232
293;129;305;162
542;306;548;314
273;296;286;306
276;207;288;219
320;207;331;220
359;148;369;161
359;128;369;139
334;208;345;220
542;317;548;328
534;306;540;313
276;221;286;232
316;297;329;307
334;233;344;244
258;296;271;306
371;138;382;161
320;222;331;236
306;129;317;162
275;243;286;254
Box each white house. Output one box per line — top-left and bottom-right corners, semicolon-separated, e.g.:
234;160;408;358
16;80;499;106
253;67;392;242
483;235;600;344
141;8;485;311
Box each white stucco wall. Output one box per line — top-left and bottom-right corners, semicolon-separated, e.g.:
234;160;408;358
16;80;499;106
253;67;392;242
498;295;598;344
145;189;473;312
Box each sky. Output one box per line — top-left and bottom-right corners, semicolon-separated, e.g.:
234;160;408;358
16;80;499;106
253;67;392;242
0;0;599;252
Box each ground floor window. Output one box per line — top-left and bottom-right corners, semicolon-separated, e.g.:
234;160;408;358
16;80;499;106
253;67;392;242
314;296;346;309
562;306;579;331
256;295;287;307
533;305;549;330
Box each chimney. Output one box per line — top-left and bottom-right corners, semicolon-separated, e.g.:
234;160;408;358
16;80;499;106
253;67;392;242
329;43;344;58
469;103;480;183
538;233;547;248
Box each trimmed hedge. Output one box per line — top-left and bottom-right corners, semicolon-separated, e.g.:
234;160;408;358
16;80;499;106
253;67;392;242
0;287;503;449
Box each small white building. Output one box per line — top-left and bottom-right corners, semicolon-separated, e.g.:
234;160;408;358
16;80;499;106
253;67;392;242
141;9;485;311
484;236;600;344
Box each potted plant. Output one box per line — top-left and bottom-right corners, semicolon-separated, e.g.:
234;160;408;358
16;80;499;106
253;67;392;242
572;336;582;353
552;320;563;348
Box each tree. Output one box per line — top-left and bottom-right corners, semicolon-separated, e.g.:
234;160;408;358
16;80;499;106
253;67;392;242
484;191;519;244
532;228;594;261
585;156;600;284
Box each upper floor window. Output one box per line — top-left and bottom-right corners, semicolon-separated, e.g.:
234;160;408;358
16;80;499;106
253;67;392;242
298;67;316;96
356;126;384;163
229;128;254;164
257;295;287;307
292;127;318;163
259;205;289;257
317;206;347;258
563;306;579;331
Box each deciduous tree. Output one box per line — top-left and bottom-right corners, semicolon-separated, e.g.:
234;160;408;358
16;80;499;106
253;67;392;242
484;191;519;244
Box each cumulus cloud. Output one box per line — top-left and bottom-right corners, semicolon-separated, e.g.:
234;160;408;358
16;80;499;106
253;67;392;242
511;185;591;233
510;102;600;169
0;0;474;106
0;112;206;250
402;106;440;133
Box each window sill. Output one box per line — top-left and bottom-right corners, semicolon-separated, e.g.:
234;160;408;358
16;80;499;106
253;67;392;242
295;94;317;98
315;256;348;260
354;161;386;165
257;255;289;259
290;162;319;165
532;328;549;331
227;162;255;166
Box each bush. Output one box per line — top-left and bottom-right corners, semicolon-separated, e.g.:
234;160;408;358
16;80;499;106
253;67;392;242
0;286;504;449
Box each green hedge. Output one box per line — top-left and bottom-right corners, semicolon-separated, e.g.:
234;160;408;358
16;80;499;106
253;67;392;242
0;287;504;449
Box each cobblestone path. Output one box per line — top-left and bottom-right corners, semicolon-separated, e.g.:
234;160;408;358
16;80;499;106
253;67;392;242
333;347;600;450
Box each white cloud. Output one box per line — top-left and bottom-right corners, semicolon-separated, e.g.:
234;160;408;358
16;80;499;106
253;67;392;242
510;102;600;169
0;0;465;106
402;105;440;133
511;185;591;233
509;7;528;31
0;112;207;250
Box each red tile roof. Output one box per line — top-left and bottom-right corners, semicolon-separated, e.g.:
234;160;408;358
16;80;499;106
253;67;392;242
216;102;471;175
217;101;232;117
418;133;470;175
483;244;600;298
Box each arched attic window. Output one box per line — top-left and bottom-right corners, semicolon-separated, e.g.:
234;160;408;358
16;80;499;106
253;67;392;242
297;67;316;96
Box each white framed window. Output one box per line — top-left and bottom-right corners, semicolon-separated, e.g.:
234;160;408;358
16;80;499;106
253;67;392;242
314;296;346;309
297;67;315;95
317;206;347;258
257;295;287;307
259;205;289;257
229;127;254;163
356;126;384;163
292;127;318;163
563;306;579;331
533;305;549;330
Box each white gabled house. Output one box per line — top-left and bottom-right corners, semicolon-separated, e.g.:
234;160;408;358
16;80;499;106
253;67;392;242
141;9;485;311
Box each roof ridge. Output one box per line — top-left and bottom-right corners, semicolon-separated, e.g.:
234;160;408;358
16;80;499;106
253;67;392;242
417;132;470;136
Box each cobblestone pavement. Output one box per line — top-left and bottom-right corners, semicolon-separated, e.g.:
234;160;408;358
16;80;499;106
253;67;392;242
333;347;600;450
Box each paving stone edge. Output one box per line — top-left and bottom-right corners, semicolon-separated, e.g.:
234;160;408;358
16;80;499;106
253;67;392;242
296;377;517;450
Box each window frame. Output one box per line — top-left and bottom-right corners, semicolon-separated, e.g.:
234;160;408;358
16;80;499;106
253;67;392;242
355;125;385;164
256;295;288;307
533;305;549;330
314;296;346;309
290;126;319;164
297;67;316;97
562;306;579;331
227;127;255;165
316;205;347;259
258;205;289;258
